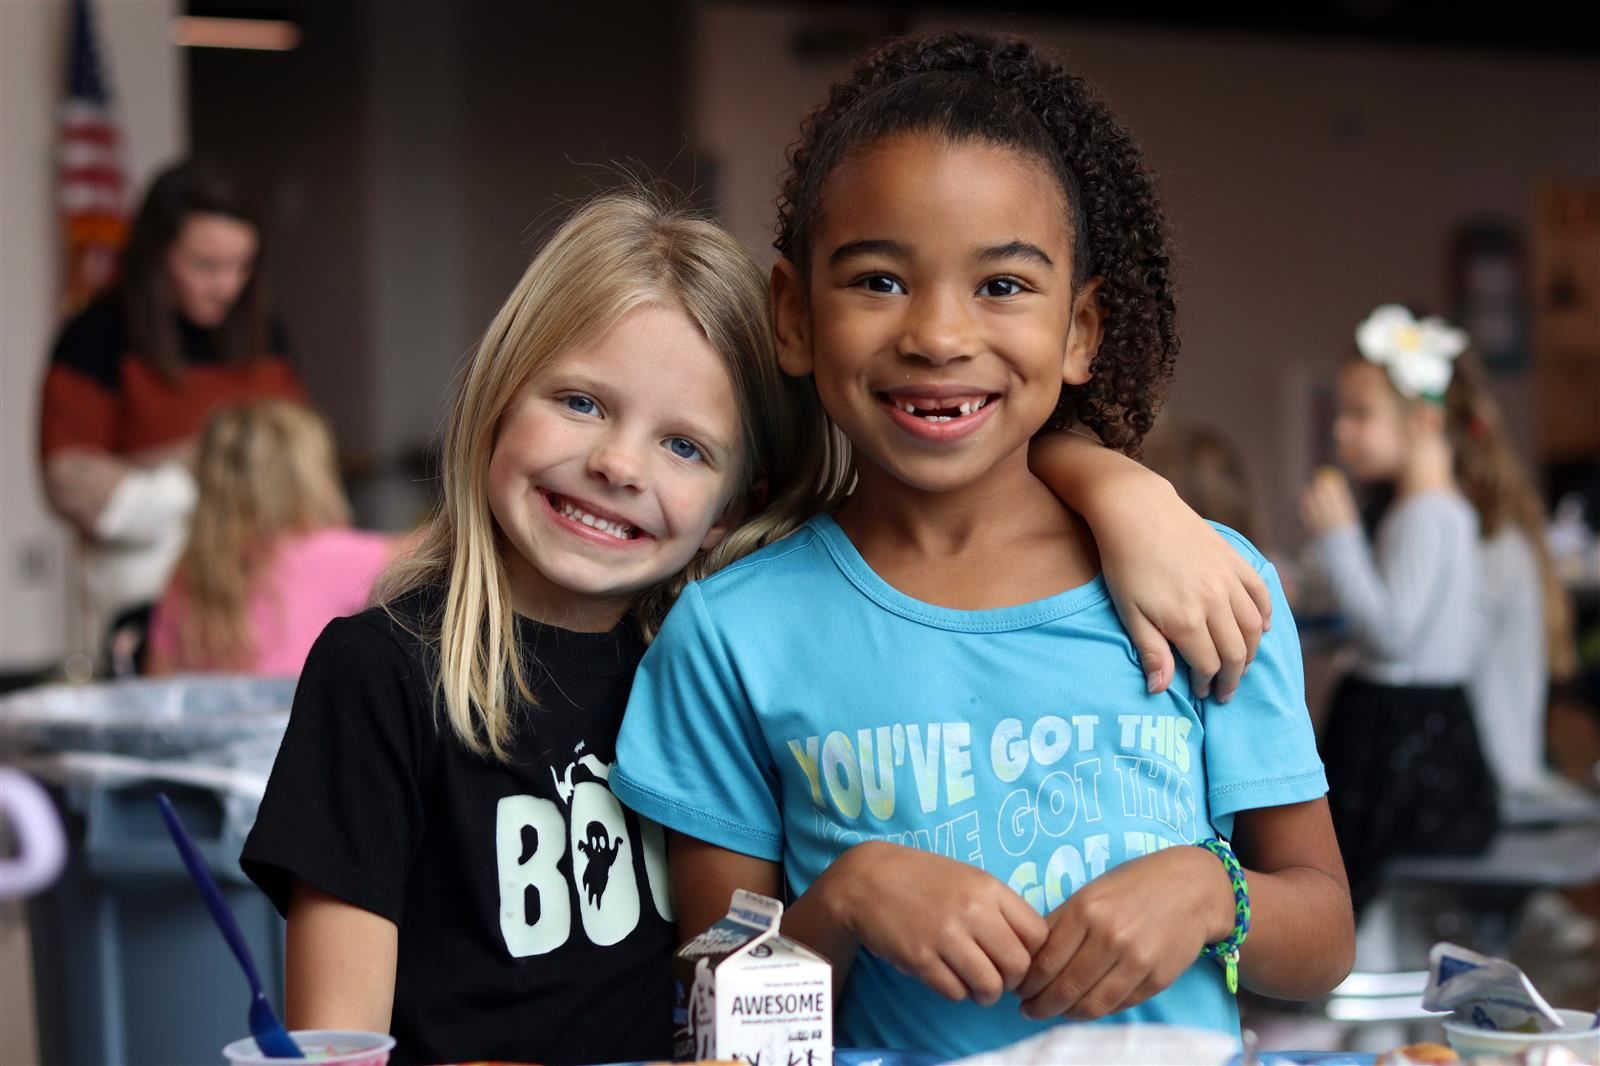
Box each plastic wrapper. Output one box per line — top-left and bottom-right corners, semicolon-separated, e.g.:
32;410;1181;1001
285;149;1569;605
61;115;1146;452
1422;942;1566;1034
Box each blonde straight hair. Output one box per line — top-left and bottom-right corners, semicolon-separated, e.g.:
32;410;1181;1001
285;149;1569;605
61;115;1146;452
378;190;851;761
174;399;352;669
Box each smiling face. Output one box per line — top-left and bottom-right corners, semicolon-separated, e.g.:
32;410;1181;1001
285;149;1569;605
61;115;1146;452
486;303;747;626
775;133;1103;499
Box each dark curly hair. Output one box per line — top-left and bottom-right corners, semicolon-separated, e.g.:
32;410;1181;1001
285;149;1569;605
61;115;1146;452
774;31;1178;454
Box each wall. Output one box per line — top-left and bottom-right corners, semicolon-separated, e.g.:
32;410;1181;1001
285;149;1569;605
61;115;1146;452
0;0;184;669
189;0;378;511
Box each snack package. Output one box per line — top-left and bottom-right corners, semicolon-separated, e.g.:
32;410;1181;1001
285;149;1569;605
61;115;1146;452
673;890;832;1065
1422;942;1566;1033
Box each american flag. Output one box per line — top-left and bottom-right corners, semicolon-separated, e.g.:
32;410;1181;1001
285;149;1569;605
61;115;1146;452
59;0;127;317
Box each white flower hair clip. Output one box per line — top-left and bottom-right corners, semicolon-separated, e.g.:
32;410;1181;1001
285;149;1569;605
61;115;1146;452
1355;304;1469;400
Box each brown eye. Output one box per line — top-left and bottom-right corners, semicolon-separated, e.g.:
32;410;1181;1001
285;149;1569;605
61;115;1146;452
980;278;1025;297
860;274;905;295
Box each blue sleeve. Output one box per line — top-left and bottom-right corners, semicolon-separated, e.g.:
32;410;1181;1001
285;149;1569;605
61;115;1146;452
1204;531;1329;838
613;583;784;862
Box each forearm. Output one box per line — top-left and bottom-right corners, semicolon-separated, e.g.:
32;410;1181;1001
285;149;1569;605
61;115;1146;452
1028;431;1167;521
670;832;863;999
771;859;864;998
1315;526;1408;655
1237;863;1356;999
284;880;397;1032
43;450;129;535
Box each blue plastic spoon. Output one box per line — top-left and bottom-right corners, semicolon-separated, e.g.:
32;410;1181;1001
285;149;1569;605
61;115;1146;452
155;793;303;1059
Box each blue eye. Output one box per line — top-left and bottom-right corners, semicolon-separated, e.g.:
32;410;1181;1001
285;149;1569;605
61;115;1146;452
563;394;599;416
980;277;1025;298
665;437;704;462
861;274;906;295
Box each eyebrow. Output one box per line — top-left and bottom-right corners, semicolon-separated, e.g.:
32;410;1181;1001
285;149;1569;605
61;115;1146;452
977;240;1055;268
827;238;909;266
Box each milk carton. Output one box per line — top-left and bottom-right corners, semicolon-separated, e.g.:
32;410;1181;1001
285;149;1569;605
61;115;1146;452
673;890;832;1066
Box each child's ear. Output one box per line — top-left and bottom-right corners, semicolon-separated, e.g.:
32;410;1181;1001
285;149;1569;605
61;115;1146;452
1062;276;1106;386
771;259;812;378
700;480;765;551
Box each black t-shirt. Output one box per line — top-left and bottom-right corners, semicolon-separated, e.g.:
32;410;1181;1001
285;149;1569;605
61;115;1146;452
241;590;674;1066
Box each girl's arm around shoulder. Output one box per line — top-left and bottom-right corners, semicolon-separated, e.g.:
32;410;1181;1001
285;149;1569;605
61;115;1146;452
1029;432;1271;702
285;879;397;1033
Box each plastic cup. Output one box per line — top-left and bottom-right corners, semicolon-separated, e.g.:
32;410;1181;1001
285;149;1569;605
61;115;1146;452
1442;1008;1600;1061
222;1029;397;1065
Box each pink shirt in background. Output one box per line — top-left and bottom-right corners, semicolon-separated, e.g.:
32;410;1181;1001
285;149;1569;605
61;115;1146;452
150;527;396;676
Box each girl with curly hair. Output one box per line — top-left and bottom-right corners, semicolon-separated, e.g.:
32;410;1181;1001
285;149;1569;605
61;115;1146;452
616;30;1353;1057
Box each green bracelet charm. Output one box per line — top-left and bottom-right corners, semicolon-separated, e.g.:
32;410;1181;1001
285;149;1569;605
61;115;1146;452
1198;837;1251;994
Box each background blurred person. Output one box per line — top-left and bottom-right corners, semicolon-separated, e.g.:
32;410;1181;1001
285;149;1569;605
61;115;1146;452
1301;305;1498;915
146;400;398;677
38;158;303;672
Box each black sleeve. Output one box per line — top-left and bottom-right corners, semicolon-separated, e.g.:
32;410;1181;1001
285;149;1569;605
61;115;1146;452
240;614;430;923
48;296;126;391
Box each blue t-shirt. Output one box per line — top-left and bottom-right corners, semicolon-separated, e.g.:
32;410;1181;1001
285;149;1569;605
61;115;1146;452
614;515;1326;1059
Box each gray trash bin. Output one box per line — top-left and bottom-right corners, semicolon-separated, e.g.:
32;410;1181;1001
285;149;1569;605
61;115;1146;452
0;676;296;1066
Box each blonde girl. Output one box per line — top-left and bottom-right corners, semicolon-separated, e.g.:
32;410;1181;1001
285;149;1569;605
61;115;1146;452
147;399;393;675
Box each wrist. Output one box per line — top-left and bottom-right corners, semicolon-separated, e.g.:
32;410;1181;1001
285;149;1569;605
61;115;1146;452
1187;844;1241;945
1069;444;1175;521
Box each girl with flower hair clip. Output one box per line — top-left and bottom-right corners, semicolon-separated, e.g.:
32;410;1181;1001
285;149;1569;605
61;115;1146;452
1301;304;1500;915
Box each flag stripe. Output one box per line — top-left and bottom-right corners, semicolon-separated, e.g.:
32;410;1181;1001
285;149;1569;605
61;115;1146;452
59;0;127;316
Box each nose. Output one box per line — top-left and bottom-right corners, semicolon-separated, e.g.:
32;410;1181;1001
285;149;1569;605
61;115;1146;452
586;431;646;491
898;286;976;367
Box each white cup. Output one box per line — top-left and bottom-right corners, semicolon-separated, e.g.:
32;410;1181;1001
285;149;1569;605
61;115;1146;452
1442;1008;1600;1061
222;1029;397;1065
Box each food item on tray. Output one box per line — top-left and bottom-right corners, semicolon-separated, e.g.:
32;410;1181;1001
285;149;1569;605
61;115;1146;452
1375;1042;1460;1065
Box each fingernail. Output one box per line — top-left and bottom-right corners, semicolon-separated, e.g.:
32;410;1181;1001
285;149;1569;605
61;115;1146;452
1217;687;1236;703
1146;671;1162;693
